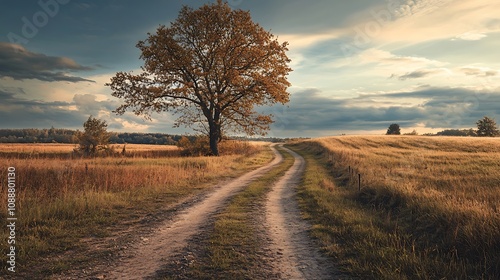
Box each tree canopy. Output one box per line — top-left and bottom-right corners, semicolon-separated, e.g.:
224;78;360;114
107;0;292;155
476;116;500;137
76;116;110;156
386;124;401;135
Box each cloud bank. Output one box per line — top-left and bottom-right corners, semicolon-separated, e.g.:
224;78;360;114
269;86;500;136
0;42;94;82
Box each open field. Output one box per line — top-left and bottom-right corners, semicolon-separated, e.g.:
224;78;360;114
0;142;271;278
0;143;180;153
0;143;182;159
3;137;500;279
291;136;500;279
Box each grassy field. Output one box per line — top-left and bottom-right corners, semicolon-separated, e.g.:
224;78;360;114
0;142;271;277
4;137;500;279
0;143;182;158
291;136;500;279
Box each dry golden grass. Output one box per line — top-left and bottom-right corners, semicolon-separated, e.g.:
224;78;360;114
0;143;77;153
291;136;500;279
110;143;180;152
317;136;500;217
0;142;271;277
0;143;182;159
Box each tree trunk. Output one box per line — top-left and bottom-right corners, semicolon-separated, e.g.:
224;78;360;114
209;122;220;156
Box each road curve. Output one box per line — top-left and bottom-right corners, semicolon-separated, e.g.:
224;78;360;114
107;145;283;280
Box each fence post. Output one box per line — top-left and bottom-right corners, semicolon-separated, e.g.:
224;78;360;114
358;173;361;191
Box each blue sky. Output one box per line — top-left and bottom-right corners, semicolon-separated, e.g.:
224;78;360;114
1;0;499;137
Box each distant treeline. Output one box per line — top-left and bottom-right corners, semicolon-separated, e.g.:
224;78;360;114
435;129;477;137
0;128;288;144
419;129;478;137
0;128;182;144
0;128;76;143
229;136;302;143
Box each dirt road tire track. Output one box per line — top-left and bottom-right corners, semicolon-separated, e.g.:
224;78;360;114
265;146;343;279
106;145;283;279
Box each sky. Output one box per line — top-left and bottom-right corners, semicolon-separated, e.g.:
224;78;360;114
1;0;499;137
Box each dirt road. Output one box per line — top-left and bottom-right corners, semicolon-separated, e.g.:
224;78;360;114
265;146;341;279
103;145;341;279
106;146;283;279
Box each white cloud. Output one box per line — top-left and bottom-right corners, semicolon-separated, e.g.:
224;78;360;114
390;0;454;19
331;48;447;70
279;30;343;50
357;48;446;66
118;119;150;131
454;32;488;41
344;0;500;45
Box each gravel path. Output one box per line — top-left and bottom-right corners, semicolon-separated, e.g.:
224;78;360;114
265;146;343;279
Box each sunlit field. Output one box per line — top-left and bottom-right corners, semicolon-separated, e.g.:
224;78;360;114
0;143;77;153
0;142;271;277
0;143;181;159
292;136;500;279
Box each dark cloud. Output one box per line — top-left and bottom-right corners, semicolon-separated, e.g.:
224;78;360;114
0;42;94;82
0;89;159;132
392;69;446;80
0;90;92;129
268;87;500;136
1;85;499;136
0;90;16;100
0;92;82;128
460;67;498;77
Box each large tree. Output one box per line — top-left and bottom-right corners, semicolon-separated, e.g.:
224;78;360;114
476;116;500;137
107;1;292;155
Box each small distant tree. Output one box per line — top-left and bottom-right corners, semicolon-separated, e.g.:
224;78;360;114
76;116;111;156
476;116;500;137
404;129;418;136
386;124;401;135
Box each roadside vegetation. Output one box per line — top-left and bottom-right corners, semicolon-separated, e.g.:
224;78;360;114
291;136;500;279
0;142;270;277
